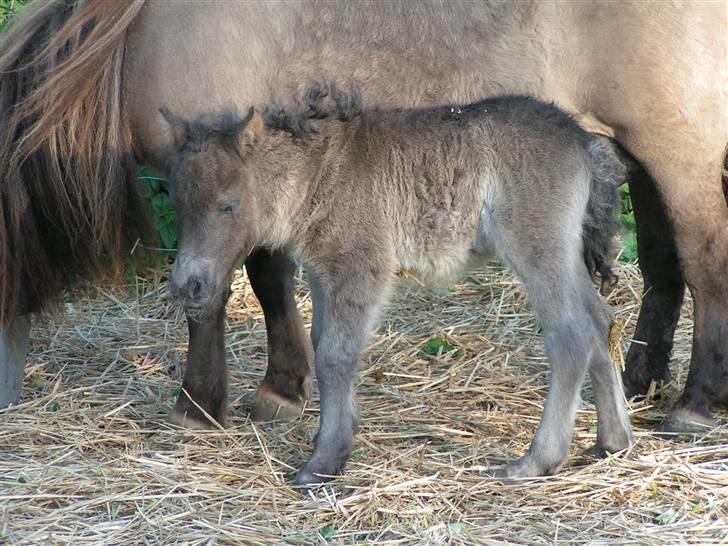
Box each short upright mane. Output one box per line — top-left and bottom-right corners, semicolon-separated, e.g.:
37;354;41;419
178;82;363;153
263;82;363;138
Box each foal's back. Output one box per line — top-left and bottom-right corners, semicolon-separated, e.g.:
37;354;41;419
343;96;596;280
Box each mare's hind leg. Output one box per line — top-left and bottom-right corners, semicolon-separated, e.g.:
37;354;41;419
246;248;313;421
623;162;685;397
0;315;31;409
619;130;728;433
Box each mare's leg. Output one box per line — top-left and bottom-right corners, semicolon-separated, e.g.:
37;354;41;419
246;248;313;421
0;315;31;409
294;258;389;486
620;133;728;433
169;288;230;428
623;163;685;397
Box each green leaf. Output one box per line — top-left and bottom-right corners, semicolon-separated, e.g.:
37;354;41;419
620;230;638;262
421;336;457;356
319;526;334;539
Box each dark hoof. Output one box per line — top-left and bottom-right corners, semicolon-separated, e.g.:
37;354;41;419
168;394;226;430
580;440;631;460
294;464;337;488
657;408;718;436
166;406;220;430
250;380;311;422
580;445;608;459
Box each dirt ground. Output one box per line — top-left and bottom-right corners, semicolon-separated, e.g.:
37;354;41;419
1;263;726;545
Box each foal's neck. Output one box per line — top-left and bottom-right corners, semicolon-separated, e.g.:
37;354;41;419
251;125;341;247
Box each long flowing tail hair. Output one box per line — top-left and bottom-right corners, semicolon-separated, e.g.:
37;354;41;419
0;0;151;325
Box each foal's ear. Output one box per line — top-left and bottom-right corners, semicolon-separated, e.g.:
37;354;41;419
238;106;264;149
159;106;190;151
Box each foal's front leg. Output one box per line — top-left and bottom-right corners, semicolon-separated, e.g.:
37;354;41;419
246;248;314;421
169;287;231;428
294;263;389;486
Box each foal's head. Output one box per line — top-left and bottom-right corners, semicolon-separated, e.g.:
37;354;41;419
161;107;263;315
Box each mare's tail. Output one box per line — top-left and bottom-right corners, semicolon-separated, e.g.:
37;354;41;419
582;138;625;293
0;0;151;325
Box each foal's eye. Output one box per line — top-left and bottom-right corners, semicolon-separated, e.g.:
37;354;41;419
219;200;239;216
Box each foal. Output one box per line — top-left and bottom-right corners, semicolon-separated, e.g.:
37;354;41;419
162;84;633;485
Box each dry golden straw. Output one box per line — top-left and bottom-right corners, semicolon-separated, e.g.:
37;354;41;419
1;262;726;545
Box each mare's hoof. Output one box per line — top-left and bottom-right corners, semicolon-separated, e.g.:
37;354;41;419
658;408;718;436
250;381;310;422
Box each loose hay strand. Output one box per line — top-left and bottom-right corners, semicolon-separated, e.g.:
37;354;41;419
0;263;726;545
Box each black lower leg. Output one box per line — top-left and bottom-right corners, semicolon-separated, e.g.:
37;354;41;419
245;248;312;404
171;291;230;427
622;161;685;397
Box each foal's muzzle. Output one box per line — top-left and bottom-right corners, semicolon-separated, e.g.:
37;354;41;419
170;254;214;308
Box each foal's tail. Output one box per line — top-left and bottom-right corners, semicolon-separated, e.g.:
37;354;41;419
0;0;151;325
582;138;625;293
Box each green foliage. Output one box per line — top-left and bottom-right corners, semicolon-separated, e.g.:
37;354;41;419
0;0;24;29
619;185;637;262
318;526;335;540
420;336;459;357
138;166;177;250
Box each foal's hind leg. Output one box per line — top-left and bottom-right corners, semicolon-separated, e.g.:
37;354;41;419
491;212;631;477
623;163;685;397
246;248;313;421
499;283;593;477
585;297;633;455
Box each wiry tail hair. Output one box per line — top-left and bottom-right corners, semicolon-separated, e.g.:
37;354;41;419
582;138;625;294
0;0;152;325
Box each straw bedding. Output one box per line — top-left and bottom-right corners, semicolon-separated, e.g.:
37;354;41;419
1;263;726;545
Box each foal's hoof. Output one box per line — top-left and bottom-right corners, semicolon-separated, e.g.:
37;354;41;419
494;454;563;479
250;381;310;422
167;392;226;429
166;407;218;430
658;408;718;436
293;462;339;488
580;441;630;460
